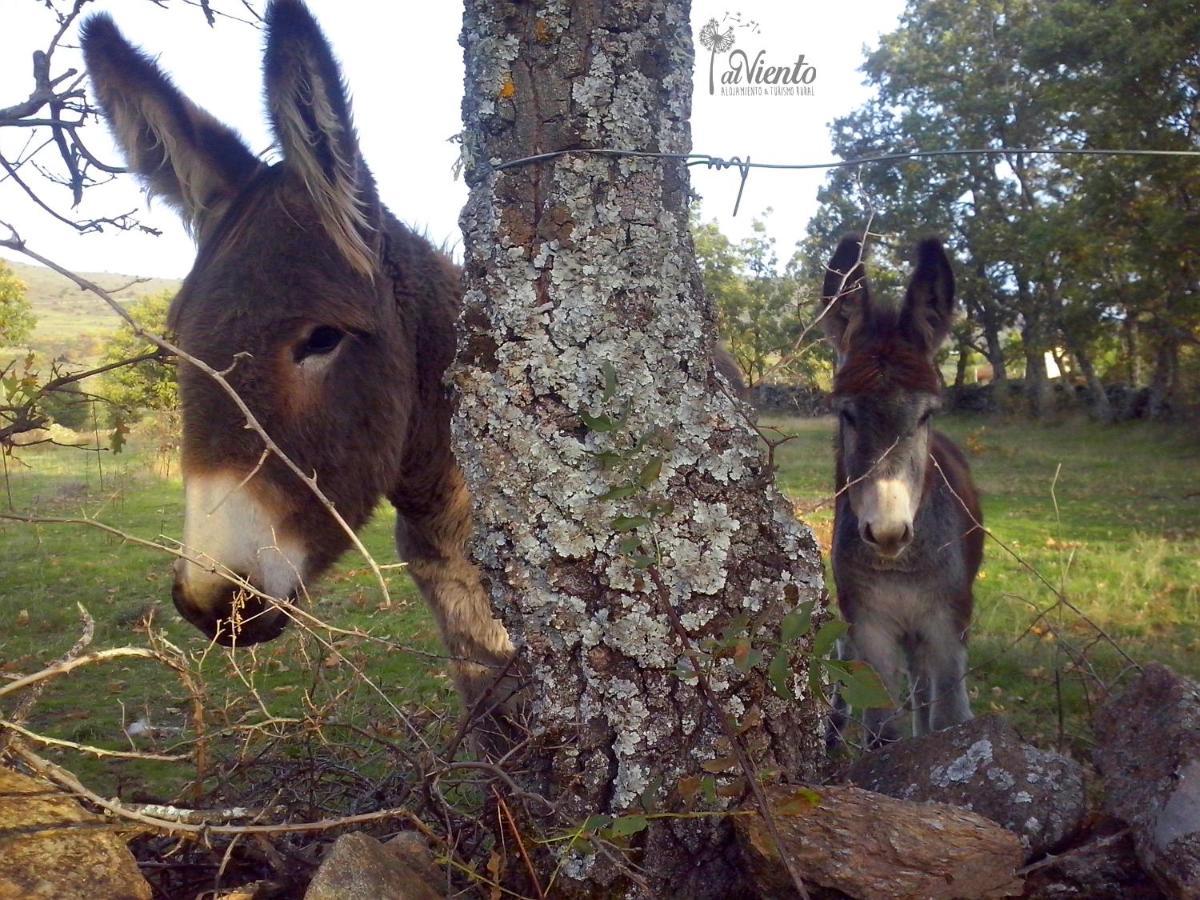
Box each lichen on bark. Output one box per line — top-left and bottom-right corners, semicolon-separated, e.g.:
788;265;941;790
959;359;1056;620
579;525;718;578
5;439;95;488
454;1;827;894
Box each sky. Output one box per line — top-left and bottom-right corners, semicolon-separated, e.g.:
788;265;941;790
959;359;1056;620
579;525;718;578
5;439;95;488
0;0;906;280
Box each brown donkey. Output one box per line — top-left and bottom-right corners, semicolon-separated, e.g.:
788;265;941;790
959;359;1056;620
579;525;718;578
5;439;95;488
821;234;984;746
81;1;514;703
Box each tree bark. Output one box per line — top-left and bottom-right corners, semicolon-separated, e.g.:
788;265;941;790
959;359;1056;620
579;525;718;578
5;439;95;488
1020;297;1051;418
736;784;1024;899
1148;336;1179;420
1062;333;1113;423
953;332;970;391
1123;315;1142;387
455;2;826;896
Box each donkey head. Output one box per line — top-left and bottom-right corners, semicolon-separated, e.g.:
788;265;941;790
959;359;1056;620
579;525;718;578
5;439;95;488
820;234;956;559
83;1;414;643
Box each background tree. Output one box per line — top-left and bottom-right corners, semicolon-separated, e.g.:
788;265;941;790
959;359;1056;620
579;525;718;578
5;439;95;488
100;289;178;421
695;212;826;388
0;261;35;348
456;1;826;894
805;0;1198;419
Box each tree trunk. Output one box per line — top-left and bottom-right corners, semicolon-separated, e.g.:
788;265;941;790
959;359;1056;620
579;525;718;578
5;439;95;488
1123;315;1142;386
1148;337;1179;419
1064;335;1113;423
455;2;827;896
953;333;970;391
1021;311;1050;418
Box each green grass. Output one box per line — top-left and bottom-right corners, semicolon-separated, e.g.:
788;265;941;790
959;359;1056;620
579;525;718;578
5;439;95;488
1;414;1197;800
0;434;452;801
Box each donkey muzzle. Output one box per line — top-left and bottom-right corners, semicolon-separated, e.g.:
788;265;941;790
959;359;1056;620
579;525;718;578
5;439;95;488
172;573;292;645
857;477;917;559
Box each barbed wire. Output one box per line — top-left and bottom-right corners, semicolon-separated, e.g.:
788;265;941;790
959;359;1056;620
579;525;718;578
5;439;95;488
493;145;1200;215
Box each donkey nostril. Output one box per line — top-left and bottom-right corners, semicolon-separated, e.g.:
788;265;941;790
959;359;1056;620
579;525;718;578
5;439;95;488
862;522;877;545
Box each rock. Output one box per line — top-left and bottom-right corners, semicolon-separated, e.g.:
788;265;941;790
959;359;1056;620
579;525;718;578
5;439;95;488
735;783;1024;899
1021;827;1163;899
0;765;152;900
386;832;444;890
304;831;442;900
1094;663;1200;899
846;715;1085;860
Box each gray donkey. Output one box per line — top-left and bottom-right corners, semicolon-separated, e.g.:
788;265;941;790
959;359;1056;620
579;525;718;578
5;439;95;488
821;234;984;746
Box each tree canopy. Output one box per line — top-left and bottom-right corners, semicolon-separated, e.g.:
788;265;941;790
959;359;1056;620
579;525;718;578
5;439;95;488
805;0;1199;418
0;261;35;349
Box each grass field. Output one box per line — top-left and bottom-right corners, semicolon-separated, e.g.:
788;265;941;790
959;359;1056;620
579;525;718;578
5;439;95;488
1;414;1197;802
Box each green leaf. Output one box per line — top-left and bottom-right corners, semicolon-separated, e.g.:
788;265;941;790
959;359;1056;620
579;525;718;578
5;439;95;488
618;535;642;555
583;814;614;832
768;652;792;698
839;663;894;710
775;787;823;814
780;601;815;644
637;456;663;488
580;411;615;432
591;450;625;470
812;620;848;659
645;499;674;518
600;483;640;501
721;614;750;644
611;514;651;532
601;361;618;402
606;814;649;837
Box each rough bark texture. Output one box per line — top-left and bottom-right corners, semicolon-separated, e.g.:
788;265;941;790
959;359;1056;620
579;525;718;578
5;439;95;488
1065;339;1113;422
735;783;1025;899
1093;663;1200;899
455;1;826;895
846;715;1086;861
1021;828;1164;900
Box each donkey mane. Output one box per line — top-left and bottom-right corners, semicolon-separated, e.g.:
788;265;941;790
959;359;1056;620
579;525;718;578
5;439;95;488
834;328;942;397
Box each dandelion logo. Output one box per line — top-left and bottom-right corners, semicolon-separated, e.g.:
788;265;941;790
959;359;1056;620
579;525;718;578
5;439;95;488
699;18;736;96
700;12;816;99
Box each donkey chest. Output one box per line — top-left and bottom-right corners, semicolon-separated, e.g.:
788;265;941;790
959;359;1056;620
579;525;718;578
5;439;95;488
843;574;947;632
833;518;968;626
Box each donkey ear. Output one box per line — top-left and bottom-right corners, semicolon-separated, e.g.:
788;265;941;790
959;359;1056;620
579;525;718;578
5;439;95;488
901;238;956;355
819;233;872;361
81;15;260;236
264;0;378;276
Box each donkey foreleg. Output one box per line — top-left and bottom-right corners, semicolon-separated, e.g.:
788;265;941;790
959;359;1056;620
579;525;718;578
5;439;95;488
919;618;972;732
392;483;517;711
847;617;908;747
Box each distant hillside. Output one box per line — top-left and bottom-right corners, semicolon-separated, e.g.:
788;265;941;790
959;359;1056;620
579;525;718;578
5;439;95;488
1;257;183;362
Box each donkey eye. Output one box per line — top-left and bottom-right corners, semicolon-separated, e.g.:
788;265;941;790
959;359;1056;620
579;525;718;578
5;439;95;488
919;410;934;426
296;326;344;361
840;409;857;428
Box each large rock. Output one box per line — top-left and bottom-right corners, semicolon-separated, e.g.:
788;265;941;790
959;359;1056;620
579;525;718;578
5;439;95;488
735;783;1024;899
0;765;152;900
1021;827;1163;899
304;831;442;900
1094;663;1200;899
846;715;1085;860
